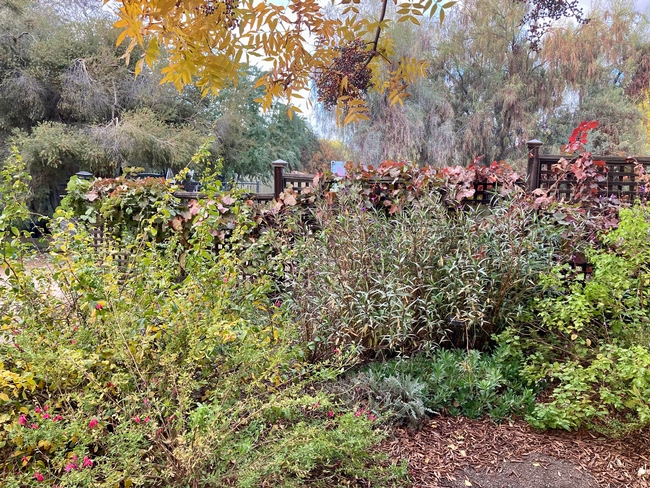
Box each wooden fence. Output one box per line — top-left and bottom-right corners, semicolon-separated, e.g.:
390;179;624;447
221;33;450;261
173;159;316;204
526;139;650;199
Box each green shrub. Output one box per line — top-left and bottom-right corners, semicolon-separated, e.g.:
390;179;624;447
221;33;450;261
289;187;560;360
500;204;650;432
0;157;401;486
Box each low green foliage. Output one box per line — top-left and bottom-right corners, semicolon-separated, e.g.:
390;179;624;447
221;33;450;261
349;348;536;425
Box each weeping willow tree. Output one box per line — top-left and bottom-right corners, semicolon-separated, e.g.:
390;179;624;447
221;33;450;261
538;0;650;154
314;0;650;167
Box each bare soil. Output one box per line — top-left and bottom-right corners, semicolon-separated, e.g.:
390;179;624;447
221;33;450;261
378;416;650;488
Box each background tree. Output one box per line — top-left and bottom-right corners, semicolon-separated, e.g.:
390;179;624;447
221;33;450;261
315;0;650;167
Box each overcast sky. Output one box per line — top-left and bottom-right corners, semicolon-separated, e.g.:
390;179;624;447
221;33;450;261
633;0;650;11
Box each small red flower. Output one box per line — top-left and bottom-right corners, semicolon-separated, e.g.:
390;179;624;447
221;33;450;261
42;413;50;420
65;462;76;472
327;411;334;418
33;472;44;482
89;418;98;429
30;423;38;429
35;407;42;414
82;456;93;468
95;303;103;310
133;416;141;424
52;415;63;422
18;414;27;426
43;405;49;411
143;416;150;423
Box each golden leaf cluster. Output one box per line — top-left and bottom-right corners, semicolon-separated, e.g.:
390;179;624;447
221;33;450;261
111;0;455;124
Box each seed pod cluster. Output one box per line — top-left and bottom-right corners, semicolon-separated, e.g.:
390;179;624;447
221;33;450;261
198;0;239;29
519;0;588;50
315;38;373;111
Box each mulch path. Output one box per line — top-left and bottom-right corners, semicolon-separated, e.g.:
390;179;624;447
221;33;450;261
378;416;650;488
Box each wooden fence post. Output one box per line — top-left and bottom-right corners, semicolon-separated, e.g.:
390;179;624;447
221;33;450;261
526;139;543;192
272;159;288;199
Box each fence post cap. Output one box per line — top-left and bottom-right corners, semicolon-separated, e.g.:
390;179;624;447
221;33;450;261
271;159;289;168
526;139;543;148
75;171;94;180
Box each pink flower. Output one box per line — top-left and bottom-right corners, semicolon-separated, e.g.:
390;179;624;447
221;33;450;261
354;409;365;418
327;411;334;418
334;348;340;354
30;423;38;429
33;472;44;482
88;418;98;429
367;414;377;421
65;462;76;472
82;456;93;468
133;416;141;424
42;413;50;420
35;407;42;414
18;414;27;426
143;416;150;423
52;415;63;422
95;303;103;310
43;405;49;411
71;339;76;344
275;300;281;307
313;402;320;409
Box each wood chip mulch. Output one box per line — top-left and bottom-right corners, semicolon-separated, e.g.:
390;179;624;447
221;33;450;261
377;416;650;487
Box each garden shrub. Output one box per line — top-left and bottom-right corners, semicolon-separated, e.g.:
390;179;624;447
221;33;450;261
0;157;403;486
288;187;561;360
499;204;650;433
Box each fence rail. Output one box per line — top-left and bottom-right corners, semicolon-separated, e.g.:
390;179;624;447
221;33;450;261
526;140;650;199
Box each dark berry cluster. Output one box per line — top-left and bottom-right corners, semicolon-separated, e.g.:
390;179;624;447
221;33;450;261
198;0;239;29
520;0;588;50
315;38;373;111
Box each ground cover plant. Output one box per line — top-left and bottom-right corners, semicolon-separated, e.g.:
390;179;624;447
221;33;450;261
347;347;537;426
